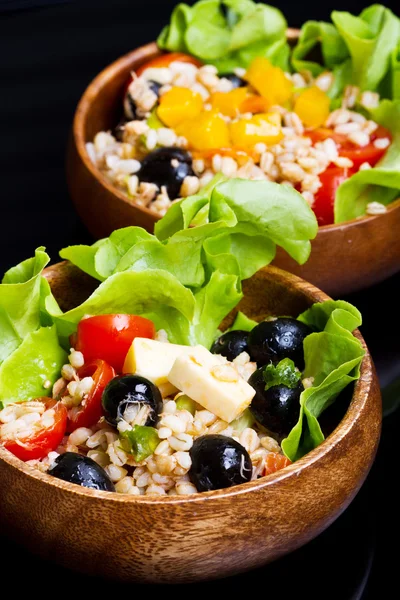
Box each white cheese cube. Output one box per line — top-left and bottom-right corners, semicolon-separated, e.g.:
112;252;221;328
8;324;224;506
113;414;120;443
123;338;191;386
167;346;255;423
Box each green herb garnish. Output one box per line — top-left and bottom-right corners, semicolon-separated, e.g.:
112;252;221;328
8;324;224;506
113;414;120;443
263;358;301;391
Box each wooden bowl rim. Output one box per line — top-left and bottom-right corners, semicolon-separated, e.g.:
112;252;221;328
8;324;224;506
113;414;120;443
0;263;376;504
72;35;400;232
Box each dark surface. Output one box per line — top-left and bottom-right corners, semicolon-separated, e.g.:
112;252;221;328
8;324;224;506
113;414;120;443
0;1;399;596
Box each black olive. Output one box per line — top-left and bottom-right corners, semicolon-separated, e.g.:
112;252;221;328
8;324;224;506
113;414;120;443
248;367;303;438
102;374;162;427
148;80;162;97
114;119;126;142
48;453;115;492
138;146;195;198
210;330;249;361
219;73;247;88
189;434;252;492
248;318;312;370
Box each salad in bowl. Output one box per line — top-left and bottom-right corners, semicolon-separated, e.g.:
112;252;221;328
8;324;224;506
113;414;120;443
0;180;366;495
86;1;400;227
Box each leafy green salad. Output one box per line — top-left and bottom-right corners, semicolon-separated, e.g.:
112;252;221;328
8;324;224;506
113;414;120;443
0;179;364;464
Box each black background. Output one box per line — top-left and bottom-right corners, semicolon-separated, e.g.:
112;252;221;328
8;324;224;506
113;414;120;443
0;1;399;596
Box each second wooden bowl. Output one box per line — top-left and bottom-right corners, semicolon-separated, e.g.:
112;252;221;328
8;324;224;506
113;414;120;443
0;262;381;583
66;37;400;297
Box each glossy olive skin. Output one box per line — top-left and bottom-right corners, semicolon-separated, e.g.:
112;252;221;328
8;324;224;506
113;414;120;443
248;318;312;370
211;330;249;361
123;79;162;121
189;434;252;492
102;374;162;427
48;453;115;492
138;146;195;198
248;368;303;438
220;73;247;88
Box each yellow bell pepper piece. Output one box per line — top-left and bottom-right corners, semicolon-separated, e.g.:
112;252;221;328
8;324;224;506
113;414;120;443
246;57;293;106
210;87;249;118
230;113;283;147
157;87;203;128
176;111;230;150
294;86;331;128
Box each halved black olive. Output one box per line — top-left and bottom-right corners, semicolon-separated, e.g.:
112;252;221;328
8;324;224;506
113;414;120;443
210;330;249;361
138;146;195;198
123;79;162;121
248;367;303;438
102;374;162;427
48;453;115;492
219;73;247;88
248;318;312;370
189;434;252;492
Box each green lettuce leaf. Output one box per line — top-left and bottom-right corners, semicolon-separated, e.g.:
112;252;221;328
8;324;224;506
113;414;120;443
47;270;195;347
158;0;287;71
229;310;258;332
282;301;365;461
335;99;400;222
331;5;400;92
0;325;67;406
0;247;50;339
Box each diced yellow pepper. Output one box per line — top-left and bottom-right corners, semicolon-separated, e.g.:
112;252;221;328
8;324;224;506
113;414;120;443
176;111;230;150
157;87;203;128
210;87;249;118
294;86;331;128
230;113;283;147
246;57;293;106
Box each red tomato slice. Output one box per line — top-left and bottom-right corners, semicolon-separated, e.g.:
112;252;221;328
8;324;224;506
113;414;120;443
263;453;291;477
3;398;67;462
75;314;155;372
136;52;203;76
67;359;115;432
307;125;391;169
312;165;355;226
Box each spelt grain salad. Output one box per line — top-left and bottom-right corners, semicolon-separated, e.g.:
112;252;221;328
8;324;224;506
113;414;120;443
86;1;400;226
0;179;364;495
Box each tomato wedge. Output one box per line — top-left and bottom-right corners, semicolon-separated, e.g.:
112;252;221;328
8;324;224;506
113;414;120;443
136;52;203;76
312;165;355;226
307;125;391;169
67;359;115;432
263;453;291;476
75;314;155;372
2;398;67;462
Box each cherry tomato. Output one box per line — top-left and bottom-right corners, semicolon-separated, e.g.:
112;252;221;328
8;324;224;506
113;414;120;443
307;125;391;169
263;453;291;477
75;314;155;372
67;359;115;432
136;52;203;76
2;398;67;462
312;165;355;226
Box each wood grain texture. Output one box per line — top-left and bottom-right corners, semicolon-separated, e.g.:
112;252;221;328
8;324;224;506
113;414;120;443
66;33;400;297
0;262;381;583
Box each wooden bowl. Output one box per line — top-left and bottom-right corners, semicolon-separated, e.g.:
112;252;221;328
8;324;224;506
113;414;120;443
0;262;381;583
66;33;400;297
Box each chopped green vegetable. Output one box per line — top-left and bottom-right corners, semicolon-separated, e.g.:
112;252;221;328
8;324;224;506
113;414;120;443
282;301;365;461
176;394;197;414
158;0;288;71
120;426;159;462
263;358;301;392
231;408;255;433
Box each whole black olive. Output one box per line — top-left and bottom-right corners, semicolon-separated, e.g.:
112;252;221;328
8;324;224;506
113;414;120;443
189;434;252;492
138;146;195;198
219;73;247;88
248;318;312;370
102;374;162;427
210;330;249;361
48;453;115;492
248;367;303;438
